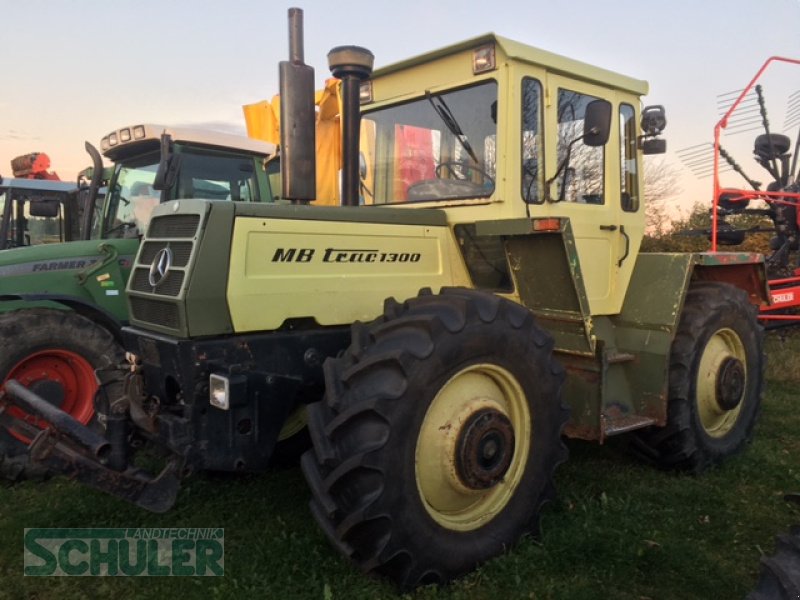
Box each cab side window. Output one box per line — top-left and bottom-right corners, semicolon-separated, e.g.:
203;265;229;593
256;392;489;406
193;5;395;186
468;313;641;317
556;89;604;204
176;152;259;202
620;103;640;212
521;78;543;202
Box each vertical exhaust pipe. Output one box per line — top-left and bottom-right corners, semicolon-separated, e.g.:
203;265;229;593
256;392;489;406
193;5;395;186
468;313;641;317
328;46;374;206
82;141;104;240
279;8;316;202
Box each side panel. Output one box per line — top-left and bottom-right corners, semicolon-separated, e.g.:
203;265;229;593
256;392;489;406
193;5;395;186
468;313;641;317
227;218;470;331
504;227;594;355
602;253;697;435
0;239;138;321
557;252;766;441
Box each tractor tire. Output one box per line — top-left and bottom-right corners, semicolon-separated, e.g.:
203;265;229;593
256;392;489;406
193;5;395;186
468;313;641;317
630;281;763;472
747;526;800;599
0;308;125;481
301;288;569;588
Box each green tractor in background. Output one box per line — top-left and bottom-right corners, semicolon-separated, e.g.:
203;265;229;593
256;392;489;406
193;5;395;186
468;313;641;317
0;151;98;250
0;125;276;478
1;9;769;589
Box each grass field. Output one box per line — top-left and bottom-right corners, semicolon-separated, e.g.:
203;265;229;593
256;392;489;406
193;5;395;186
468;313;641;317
0;332;798;600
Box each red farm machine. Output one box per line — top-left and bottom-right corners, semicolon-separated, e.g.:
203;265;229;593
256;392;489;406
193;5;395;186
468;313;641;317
10;152;60;181
707;57;800;326
704;57;800;599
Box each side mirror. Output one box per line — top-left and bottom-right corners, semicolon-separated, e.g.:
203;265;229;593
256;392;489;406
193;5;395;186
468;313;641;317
583;99;612;147
641;138;667;155
153;133;182;191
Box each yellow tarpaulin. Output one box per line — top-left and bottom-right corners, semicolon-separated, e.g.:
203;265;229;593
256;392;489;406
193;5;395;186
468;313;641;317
243;78;343;205
242;96;281;145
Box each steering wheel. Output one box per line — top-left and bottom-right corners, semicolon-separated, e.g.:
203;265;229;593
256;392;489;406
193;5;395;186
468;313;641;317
406;162;496;201
104;220;138;237
434;161;494;188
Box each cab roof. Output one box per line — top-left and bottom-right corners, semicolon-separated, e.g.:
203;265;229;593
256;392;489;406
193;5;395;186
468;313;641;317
0;178;77;194
372;33;649;96
102;124;276;161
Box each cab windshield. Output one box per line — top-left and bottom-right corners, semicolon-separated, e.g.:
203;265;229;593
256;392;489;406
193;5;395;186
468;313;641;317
101;147;263;239
100;151;160;239
361;80;497;204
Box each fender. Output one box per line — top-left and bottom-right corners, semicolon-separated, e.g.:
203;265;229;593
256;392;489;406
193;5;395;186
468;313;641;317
0;293;125;343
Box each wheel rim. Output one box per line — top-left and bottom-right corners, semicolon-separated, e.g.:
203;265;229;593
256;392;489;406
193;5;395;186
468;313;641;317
4;349;97;443
696;328;747;438
415;364;531;532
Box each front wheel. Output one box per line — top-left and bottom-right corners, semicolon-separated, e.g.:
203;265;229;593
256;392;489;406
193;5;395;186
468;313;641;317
0;308;124;481
301;288;568;588
631;282;764;472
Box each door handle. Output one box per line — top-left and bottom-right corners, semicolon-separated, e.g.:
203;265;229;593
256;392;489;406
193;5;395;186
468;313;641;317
598;224;630;267
618;225;630;267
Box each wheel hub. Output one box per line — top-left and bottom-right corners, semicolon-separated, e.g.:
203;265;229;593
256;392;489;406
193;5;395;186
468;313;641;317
4;349;97;444
456;409;515;489
716;356;745;411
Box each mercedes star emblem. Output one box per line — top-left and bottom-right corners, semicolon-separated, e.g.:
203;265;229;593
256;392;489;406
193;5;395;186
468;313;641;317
148;247;173;288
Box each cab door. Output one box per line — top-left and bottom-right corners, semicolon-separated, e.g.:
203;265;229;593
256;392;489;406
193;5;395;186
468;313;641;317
544;75;642;315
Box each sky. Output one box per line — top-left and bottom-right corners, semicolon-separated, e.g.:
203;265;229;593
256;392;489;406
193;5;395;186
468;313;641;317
2;0;799;216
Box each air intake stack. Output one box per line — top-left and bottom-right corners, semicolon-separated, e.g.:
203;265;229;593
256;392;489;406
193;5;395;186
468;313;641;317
327;46;374;206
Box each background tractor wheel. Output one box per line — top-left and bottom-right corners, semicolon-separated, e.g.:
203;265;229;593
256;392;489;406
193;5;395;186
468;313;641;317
747;526;800;599
301;288;568;588
0;309;124;481
631;282;763;472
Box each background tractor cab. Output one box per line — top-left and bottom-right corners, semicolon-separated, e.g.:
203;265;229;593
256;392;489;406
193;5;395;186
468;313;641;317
0;151;92;249
0;178;82;249
90;124;276;239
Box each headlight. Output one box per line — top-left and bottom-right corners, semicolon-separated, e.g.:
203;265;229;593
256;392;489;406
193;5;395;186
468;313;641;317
209;374;230;410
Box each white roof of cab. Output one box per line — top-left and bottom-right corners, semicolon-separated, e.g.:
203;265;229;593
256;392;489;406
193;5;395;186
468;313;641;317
102;124;276;160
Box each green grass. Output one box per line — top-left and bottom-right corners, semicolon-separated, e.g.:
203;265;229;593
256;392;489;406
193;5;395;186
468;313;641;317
1;334;799;600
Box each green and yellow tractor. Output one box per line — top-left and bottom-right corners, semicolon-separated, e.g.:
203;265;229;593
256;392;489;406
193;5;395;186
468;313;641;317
1;8;769;588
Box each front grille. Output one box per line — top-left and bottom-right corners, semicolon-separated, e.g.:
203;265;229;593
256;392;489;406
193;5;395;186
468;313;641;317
130;210;206;333
139;241;193;266
129;297;180;329
131;268;185;296
148;214;200;238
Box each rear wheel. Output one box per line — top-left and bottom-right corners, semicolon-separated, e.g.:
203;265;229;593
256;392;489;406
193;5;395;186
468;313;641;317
301;288;568;588
0;309;124;481
631;282;763;472
747;526;800;599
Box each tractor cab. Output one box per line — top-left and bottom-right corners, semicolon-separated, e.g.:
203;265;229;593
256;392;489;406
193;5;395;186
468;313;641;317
358;35;666;314
94;124;277;239
0;178;82;249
